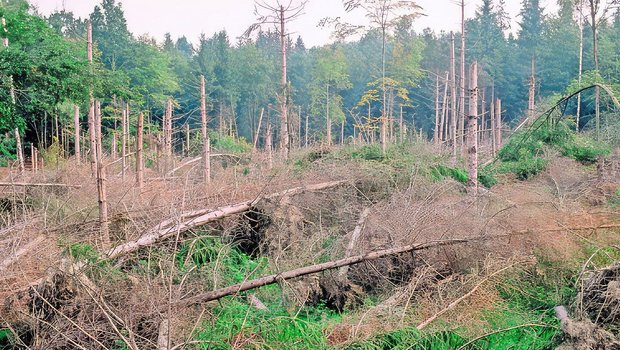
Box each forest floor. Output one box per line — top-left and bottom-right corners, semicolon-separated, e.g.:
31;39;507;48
1;141;620;349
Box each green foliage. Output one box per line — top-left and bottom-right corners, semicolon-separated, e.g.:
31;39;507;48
431;165;468;185
0;329;10;350
350;145;384;161
497;157;549;180
490;120;610;182
209;132;251;154
67;243;101;263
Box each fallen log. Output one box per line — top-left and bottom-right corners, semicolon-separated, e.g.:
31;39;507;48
0;236;46;272
174;238;472;308
106;180;348;259
0;182;82;188
339;207;371;277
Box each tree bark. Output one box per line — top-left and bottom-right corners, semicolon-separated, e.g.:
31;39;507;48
450;32;458;158
434;74;440;144
74;105;80;163
266;123;273;170
496;99;502;150
14;128;24;174
528;57;536;125
589;0;600;139
121;102;128;180
326;83;331;146
253;108;265;152
200;76;211;184
95;101;110;247
467;62;478;192
279;6;290;159
577;7;584;132
440;72;449;143
459;0;466;154
136;112;144;190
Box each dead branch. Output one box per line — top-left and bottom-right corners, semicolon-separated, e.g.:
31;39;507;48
416;261;526;330
173;238;474;308
106;180;348;259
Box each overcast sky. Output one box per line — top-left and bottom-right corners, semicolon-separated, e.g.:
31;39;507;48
31;0;559;47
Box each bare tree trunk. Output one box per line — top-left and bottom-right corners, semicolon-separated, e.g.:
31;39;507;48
298;105;302;148
253;108;265;152
121;103;127;180
399;105;404;143
467;62;478;192
450;32;457;157
589;0;600;139
112;133;117;160
279;6;290;159
496;99;502;149
459;0;466;154
490;91;496;156
326;83;331;146
87;20;96;177
30;144;35;172
528;57;535;125
14;128;24;174
305;111;309;148
136;112;144;190
200;76;211;184
480;86;486;145
266;123;273;170
577;6;584;132
440;72;449;143
185;123;190;156
95;101;110;247
341;119;345;145
33;147;38;172
74;105;80;163
434;75;440;144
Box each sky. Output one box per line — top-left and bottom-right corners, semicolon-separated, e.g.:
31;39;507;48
31;0;559;47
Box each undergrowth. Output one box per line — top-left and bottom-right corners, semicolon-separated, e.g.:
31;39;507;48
487;120;610;182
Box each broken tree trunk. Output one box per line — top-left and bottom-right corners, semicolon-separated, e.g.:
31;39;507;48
95;101;110;247
467;62;479;191
459;0;466;154
528;57;536;125
200;76;211;184
279;5;290;159
14;128;24;174
105;180;347;259
174;238;472;307
136;112;144;190
0;236;47;273
252;108;265;152
338;207;371;277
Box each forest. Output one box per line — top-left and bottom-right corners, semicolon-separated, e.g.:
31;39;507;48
1;0;620;349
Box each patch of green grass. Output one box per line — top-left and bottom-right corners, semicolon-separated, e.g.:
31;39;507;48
0;329;11;350
194;301;339;349
66;243;101;263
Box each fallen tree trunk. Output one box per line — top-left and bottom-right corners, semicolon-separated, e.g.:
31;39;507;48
106;180;347;259
339;207;371;277
174;238;472;308
0;236;46;272
0;182;82;188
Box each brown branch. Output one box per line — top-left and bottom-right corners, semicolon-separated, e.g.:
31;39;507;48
416;261;526;330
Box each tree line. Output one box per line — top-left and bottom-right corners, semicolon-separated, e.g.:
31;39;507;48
1;0;619;165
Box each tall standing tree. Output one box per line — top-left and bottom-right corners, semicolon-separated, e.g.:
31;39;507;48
337;0;422;153
245;0;308;160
